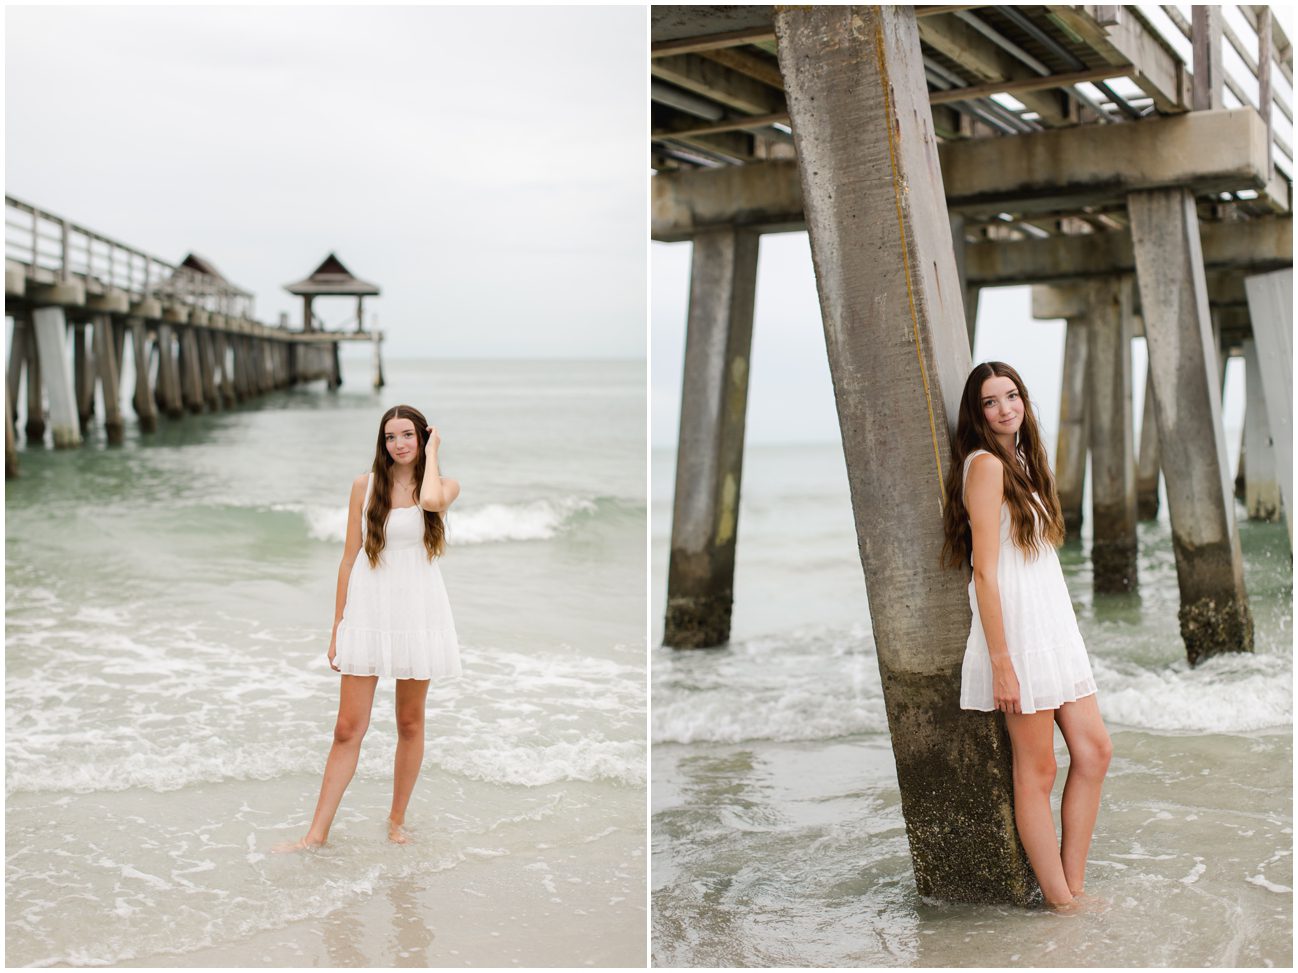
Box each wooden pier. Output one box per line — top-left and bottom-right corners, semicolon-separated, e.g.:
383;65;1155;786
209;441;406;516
4;196;384;475
653;4;1292;905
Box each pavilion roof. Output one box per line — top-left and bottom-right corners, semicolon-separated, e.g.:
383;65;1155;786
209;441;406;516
284;253;380;296
172;252;253;297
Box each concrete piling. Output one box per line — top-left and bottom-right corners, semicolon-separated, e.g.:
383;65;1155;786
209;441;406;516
664;226;758;649
372;329;386;389
24;332;44;444
5;388;16;478
1243;267;1292;543
195;328;215;411
73;320;94;430
179;328;204;413
154;324;184;419
328;342;341;390
1241;338;1281;522
216;333;237;407
1136;363;1161;520
775;4;1036;905
128;318;158;433
1085;277;1139;592
8;315;29;426
1057;320;1089;540
1128;187;1252;665
32;305;82;448
91;314;125;445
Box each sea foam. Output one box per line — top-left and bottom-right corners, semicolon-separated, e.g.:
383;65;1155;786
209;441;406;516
652;627;1292;744
298;496;595;546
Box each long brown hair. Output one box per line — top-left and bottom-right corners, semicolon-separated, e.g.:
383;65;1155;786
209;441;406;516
940;362;1064;568
364;404;446;567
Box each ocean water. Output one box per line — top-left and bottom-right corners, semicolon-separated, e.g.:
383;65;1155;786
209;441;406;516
652;442;1292;967
6;356;647;967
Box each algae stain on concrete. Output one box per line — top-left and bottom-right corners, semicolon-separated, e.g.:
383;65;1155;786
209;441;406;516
716;472;738;546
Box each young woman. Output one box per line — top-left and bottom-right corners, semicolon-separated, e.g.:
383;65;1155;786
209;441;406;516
277;404;462;851
940;362;1113;910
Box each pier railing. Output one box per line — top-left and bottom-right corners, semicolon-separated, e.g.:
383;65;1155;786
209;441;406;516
1144;4;1294;180
4;195;257;319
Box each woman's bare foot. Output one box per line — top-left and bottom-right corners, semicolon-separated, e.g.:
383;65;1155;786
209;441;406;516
1069;890;1110;913
1044;895;1078;913
271;836;325;854
387;820;412;844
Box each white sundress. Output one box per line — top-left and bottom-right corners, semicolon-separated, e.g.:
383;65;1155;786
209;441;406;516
334;472;461;680
959;449;1097;714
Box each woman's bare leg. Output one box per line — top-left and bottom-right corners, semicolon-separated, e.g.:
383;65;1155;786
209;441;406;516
1054;694;1112;895
388;678;431;842
1005;709;1073;907
275;675;379;851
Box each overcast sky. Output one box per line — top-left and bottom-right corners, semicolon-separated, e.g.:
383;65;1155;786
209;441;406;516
6;5;646;360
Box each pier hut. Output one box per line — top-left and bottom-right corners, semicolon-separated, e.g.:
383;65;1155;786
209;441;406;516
653;4;1292;905
284;253;384;390
4;196;382;472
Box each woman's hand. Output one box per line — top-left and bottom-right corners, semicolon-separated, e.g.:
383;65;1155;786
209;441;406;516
425;425;441;454
328;636;340;673
992;658;1021;715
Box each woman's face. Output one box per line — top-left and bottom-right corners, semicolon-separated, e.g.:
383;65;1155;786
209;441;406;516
384;417;420;467
979;375;1023;437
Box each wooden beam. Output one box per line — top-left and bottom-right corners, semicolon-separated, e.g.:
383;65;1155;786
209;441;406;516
651;27;776;58
1046;5;1191;112
916;5;985;15
700;47;784;88
1240;5;1293;87
652;111;789;139
1192;5;1224;111
1258;6;1273;168
919;14;1071;125
928;66;1129;104
651;53;786;115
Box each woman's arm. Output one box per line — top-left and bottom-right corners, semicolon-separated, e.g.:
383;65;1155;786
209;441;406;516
327;474;368;669
419;425;461;513
966;453;1021;714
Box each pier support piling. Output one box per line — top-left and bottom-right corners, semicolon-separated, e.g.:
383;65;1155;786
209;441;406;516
1057;319;1089;540
92;314;124;445
24;333;44;444
1136;362;1161;520
372;331;386;389
216;333;236;407
5;389;16;478
179;328;204;413
32;306;81;448
1243;267;1292;543
197;329;220;411
327;342;342;390
8;315;29;426
1241;338;1281;522
775;4;1035;905
664;226;758;649
73;320;95;431
1128;187;1252;664
155;324;184;419
1086;277;1139;592
128;318;158;433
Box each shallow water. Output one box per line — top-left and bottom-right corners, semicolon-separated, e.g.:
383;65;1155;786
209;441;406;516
651;443;1293;967
6;357;647;967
